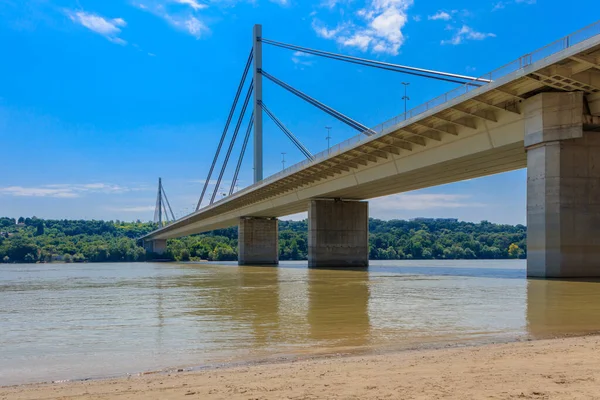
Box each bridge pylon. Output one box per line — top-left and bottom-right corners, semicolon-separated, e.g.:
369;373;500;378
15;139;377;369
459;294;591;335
154;177;176;228
253;24;263;183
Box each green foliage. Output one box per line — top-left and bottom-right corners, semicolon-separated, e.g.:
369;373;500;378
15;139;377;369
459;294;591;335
0;218;156;264
367;218;527;260
0;216;527;264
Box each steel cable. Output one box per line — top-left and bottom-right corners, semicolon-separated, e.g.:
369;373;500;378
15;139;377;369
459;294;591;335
261;70;375;136
196;49;253;211
260;39;486;86
161;186;176;222
229;113;254;196
260;102;314;160
210;80;254;205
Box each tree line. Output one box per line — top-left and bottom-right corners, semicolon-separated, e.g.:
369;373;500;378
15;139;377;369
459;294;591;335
0;216;526;264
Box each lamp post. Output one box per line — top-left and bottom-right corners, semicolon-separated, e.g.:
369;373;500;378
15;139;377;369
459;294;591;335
281;152;286;170
325;126;332;154
401;82;410;119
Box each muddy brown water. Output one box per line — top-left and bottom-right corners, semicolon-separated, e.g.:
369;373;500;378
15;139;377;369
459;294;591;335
2;260;600;386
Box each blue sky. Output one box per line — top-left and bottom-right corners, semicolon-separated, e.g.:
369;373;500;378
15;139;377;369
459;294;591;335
0;0;596;224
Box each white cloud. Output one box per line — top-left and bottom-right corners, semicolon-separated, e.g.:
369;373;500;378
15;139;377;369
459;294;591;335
291;51;314;67
494;0;535;10
492;2;506;10
441;25;496;45
134;1;209;38
342;33;372;51
175;0;207;10
312;20;345;39
135;0;290;38
321;0;343;8
0;187;79;198
107;205;155;212
67;10;128;45
428;11;452;21
0;183;147;198
181;15;207;37
370;193;484;212
311;0;414;55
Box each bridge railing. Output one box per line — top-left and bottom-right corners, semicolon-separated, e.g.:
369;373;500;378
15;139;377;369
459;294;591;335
371;20;600;136
212;20;600;207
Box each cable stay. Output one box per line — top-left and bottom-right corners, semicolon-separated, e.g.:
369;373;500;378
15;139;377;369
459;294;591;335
261;69;376;137
229;113;254;196
260;101;314;161
154;178;176;227
161;185;176;222
210;80;255;205
260;38;489;86
196;49;254;211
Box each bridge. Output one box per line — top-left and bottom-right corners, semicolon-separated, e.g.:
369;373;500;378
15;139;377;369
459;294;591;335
143;21;600;278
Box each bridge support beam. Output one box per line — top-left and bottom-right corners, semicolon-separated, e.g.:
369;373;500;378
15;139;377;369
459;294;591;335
238;217;279;265
144;239;167;255
308;199;369;268
526;91;600;278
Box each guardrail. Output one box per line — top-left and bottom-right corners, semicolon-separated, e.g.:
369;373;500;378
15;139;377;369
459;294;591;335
208;19;600;209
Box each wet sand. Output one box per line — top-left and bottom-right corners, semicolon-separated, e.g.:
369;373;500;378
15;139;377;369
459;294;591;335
2;335;600;400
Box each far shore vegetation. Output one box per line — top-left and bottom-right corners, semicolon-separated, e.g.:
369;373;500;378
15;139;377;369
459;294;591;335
0;216;526;264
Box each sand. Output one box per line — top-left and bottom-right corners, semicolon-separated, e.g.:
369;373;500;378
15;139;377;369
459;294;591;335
2;336;600;400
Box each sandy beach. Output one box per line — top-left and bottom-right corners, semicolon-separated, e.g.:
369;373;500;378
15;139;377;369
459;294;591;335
2;335;600;400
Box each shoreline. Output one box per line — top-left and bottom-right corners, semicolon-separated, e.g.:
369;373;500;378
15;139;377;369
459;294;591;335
3;335;600;399
1;331;536;388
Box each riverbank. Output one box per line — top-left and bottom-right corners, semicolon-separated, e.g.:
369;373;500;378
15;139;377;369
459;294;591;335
3;335;600;399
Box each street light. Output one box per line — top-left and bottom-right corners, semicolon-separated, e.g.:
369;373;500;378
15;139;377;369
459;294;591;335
401;82;410;119
325;126;332;154
281;152;286;170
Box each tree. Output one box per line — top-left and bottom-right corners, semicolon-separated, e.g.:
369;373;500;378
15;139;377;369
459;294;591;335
0;218;15;228
0;216;528;264
35;221;45;236
508;243;522;259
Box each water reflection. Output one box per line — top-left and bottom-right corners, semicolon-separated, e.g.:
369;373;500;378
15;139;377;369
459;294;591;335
527;279;600;338
307;268;370;348
235;266;281;346
176;265;281;348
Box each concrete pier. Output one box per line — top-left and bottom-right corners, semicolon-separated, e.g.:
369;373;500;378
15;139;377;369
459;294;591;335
238;217;279;265
145;239;167;255
308;199;369;268
526;92;600;278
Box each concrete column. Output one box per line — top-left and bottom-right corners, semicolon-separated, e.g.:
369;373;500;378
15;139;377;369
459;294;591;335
238;217;278;265
145;239;167;255
525;91;600;278
308;199;369;268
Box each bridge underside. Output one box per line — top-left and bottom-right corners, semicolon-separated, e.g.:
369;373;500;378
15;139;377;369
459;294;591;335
143;33;600;277
148;140;527;239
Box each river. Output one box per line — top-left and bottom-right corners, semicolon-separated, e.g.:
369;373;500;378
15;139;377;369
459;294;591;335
2;260;600;386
